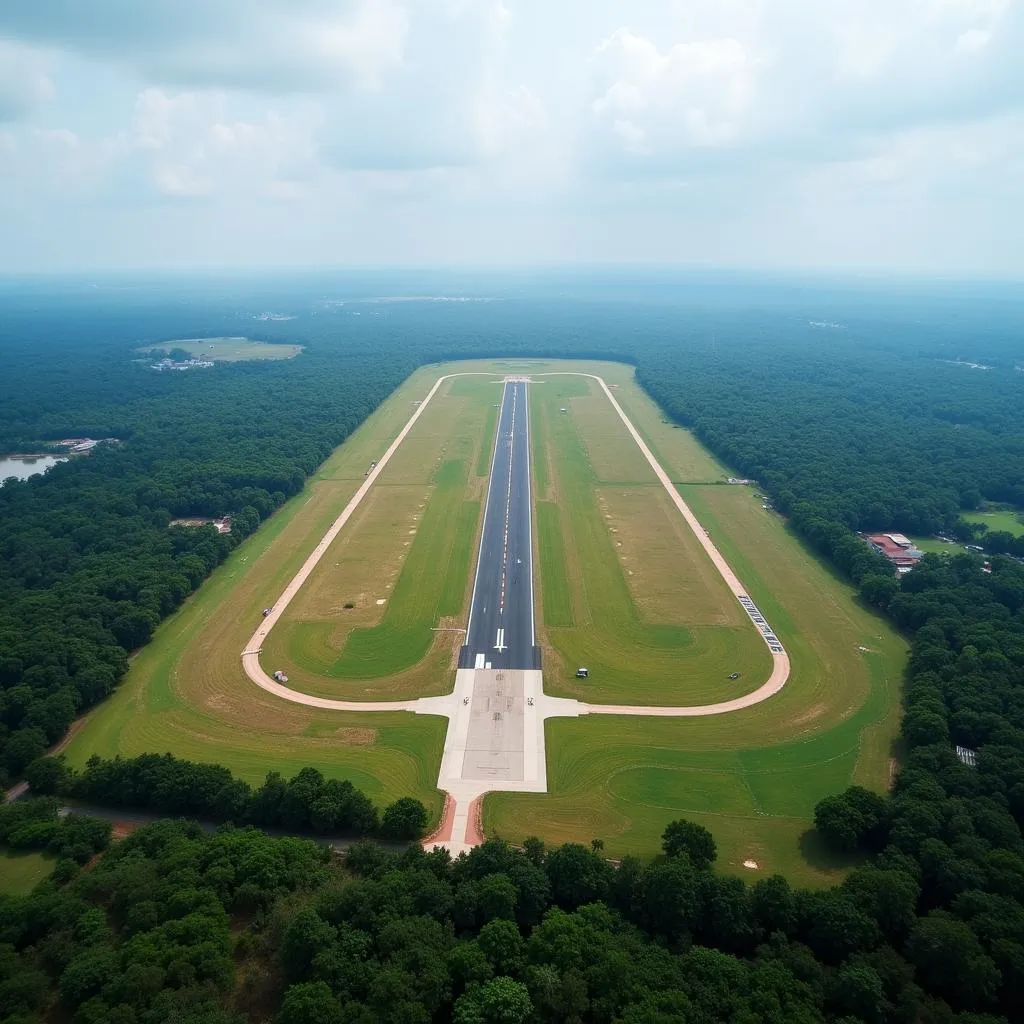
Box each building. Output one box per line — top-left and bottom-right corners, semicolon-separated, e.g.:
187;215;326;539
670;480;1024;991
865;532;925;573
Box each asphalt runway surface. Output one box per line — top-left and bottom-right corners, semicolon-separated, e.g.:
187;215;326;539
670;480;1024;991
460;379;540;671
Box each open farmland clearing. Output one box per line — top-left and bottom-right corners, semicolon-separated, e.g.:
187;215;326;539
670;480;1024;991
136;336;303;360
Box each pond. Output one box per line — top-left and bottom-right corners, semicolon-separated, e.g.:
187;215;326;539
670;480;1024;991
0;455;68;482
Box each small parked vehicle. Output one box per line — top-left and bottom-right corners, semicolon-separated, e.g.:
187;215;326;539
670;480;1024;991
576;667;589;679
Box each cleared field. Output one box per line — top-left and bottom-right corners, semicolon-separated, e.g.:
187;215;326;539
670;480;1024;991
487;480;906;886
0;848;53;894
533;375;769;705
261;377;498;698
963;508;1024;537
910;536;961;555
138;337;303;360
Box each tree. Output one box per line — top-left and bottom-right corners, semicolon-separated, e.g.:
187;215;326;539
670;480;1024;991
814;787;889;854
281;909;337;982
453;977;532;1024
662;819;717;868
477;919;526;976
907;913;1002;1009
276;981;344;1024
24;755;69;795
544;843;613;909
381;797;429;840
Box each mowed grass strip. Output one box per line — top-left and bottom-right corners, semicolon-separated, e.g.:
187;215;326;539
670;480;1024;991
534;378;768;704
263;376;500;697
330;459;477;678
536;502;573;627
607;381;729;484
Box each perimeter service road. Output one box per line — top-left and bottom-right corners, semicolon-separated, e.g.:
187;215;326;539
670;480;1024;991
460;380;539;672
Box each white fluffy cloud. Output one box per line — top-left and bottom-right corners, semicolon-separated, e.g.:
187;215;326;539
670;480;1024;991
131;89;319;198
0;0;1023;270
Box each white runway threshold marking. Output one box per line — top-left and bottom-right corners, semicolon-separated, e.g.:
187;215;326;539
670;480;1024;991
239;371;791;853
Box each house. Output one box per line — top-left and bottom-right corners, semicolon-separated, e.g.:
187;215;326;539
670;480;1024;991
865;533;924;572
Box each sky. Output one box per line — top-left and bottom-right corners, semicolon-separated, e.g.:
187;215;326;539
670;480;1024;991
0;0;1022;275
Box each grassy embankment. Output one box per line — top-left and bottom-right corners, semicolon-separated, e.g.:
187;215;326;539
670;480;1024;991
486;365;907;887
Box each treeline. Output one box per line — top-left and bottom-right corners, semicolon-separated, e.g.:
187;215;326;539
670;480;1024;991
2;815;1018;1023
639;343;1024;538
27;752;428;840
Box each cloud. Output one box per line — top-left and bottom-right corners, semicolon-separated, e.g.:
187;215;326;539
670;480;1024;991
580;1;1024;180
318;0;539;172
0;0;409;92
130;88;320;199
0;41;54;121
586;29;755;172
1;0;1024;272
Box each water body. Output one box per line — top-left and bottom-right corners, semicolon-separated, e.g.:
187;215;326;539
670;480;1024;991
0;455;67;482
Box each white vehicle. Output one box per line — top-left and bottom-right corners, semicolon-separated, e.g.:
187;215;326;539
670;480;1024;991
575;667;589;679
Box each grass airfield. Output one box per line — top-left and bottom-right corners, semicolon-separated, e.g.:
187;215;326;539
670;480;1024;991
62;359;905;885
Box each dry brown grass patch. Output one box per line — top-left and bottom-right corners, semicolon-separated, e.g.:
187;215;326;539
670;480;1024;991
597;486;742;627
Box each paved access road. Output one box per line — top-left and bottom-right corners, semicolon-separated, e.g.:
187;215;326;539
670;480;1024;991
459;379;539;671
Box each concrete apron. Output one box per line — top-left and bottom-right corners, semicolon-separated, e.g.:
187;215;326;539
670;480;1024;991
415;668;584;852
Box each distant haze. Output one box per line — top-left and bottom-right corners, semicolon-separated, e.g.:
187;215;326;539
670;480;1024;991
0;2;1022;276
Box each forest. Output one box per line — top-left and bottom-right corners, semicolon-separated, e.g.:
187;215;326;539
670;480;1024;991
2;273;1024;1021
3;810;1014;1024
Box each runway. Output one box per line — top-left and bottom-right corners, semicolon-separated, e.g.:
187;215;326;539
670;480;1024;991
239;370;791;853
460;379;539;671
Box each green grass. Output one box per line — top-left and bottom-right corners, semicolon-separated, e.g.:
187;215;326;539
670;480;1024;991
327;459;477;678
487;370;906;887
477;402;500;477
536;502;573;627
533;379;769;705
0;848;54;894
138;337;303;361
963;509;1024;537
60;357;907;879
269;375;500;693
910;536;961;555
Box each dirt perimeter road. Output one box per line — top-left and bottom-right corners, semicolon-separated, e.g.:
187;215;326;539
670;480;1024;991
237;370;791;849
